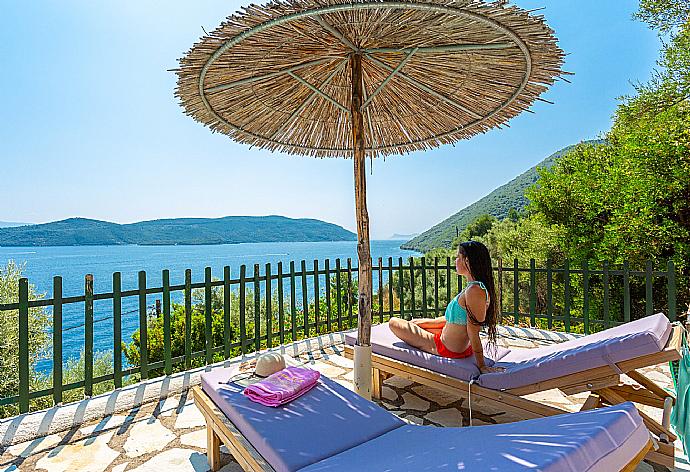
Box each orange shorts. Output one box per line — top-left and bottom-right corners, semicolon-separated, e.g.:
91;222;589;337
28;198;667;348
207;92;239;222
433;332;473;359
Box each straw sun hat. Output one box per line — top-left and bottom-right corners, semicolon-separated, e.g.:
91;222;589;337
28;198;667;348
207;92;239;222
231;352;300;387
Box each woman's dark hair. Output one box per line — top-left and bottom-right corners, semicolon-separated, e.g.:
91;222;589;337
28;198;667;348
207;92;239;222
459;241;499;345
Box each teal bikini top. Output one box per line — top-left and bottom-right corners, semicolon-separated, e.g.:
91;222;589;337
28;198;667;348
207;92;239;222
445;281;489;325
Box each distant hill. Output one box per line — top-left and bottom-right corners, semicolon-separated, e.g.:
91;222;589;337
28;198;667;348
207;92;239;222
402;141;602;252
0;221;32;228
0;216;356;247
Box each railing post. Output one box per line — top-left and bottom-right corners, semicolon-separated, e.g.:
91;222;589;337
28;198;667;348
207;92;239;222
311;260;318;336
324;259;331;331
434;257;439;318
290;261;297;339
446;256;452;306
85;274;94;397
184;269;192;368
623;261;631;323
529;259;536;327
388;257;394;319
163;270;172;375
582;261;590;334
347;258;354;327
266;262;273;347
53;276;63;404
254;264;261;351
546;259;553;329
335;259;342;331
497;257;503;321
19;278;29;413
564;259;570;333
113;272;122;388
138;271;148;380
420;257;427;318
378;257;383;323
667;260;677;322
399;257;405;319
603;262;610;328
513;258;519;325
409;257;416;319
239;265;248;353
205;267;213;365
223;266;232;358
645;260;653;316
300;260;308;337
278;262;285;345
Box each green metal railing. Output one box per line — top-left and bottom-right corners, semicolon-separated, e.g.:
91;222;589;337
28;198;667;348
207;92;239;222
0;257;680;415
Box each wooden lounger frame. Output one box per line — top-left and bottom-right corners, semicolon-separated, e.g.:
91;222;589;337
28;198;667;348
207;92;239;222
194;382;654;472
193;386;276;472
344;323;684;468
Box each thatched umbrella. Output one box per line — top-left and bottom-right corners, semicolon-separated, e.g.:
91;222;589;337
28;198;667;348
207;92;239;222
175;0;564;400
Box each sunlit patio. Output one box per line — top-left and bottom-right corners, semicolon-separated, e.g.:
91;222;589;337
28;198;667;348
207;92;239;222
1;328;686;472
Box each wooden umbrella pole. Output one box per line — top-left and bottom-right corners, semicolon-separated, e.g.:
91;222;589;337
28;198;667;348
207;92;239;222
350;52;373;399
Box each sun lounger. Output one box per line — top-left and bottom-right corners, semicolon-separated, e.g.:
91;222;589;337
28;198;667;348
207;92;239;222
343;312;684;467
194;365;652;471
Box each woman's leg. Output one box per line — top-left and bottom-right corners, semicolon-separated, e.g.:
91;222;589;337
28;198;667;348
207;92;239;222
389;317;438;355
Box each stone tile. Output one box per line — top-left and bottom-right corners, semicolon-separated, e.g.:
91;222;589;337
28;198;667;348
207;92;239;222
80;415;131;436
380;401;398;410
123;419;176;458
7;433;62;458
111;463;129;472
340;370;354;382
400;392;430;412
175;403;206;430
34;431;119;472
180;429;207;449
308;361;346;378
157;395;182;417
425;408;464;427
383;376;413;389
381;386;398;402
128;448;208;472
411;385;458;406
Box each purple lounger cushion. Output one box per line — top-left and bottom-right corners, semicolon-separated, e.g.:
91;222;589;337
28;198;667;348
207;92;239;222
344;322;511;381
201;366;404;472
300;401;649;472
479;312;673;391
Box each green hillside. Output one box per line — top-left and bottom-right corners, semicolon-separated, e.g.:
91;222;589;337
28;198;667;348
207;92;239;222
402;142;600;252
0;216;356;247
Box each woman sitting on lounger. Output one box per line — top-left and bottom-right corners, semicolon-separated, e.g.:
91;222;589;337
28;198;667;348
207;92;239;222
389;241;503;373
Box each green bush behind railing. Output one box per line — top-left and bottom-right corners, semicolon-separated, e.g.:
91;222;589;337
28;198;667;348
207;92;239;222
0;256;681;417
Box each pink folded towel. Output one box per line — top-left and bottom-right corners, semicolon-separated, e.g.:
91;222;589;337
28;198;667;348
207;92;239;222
242;366;321;407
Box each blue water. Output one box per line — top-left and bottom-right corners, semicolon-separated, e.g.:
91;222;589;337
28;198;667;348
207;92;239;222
0;241;419;371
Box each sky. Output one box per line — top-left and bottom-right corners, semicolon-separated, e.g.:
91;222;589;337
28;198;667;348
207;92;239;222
0;1;662;239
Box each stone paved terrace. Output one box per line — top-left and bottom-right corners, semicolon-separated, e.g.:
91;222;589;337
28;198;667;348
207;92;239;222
1;331;688;472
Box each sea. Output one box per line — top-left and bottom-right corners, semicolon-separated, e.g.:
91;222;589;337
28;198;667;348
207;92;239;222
0;241;419;371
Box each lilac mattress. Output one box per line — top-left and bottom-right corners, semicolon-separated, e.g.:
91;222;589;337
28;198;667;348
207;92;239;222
300;401;648;472
200;365;404;472
479;312;672;390
344;322;511;381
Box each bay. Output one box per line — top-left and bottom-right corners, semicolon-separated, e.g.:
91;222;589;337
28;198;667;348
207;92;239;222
0;241;419;371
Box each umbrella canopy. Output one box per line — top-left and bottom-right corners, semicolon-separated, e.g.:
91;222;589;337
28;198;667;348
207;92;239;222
175;0;564;399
